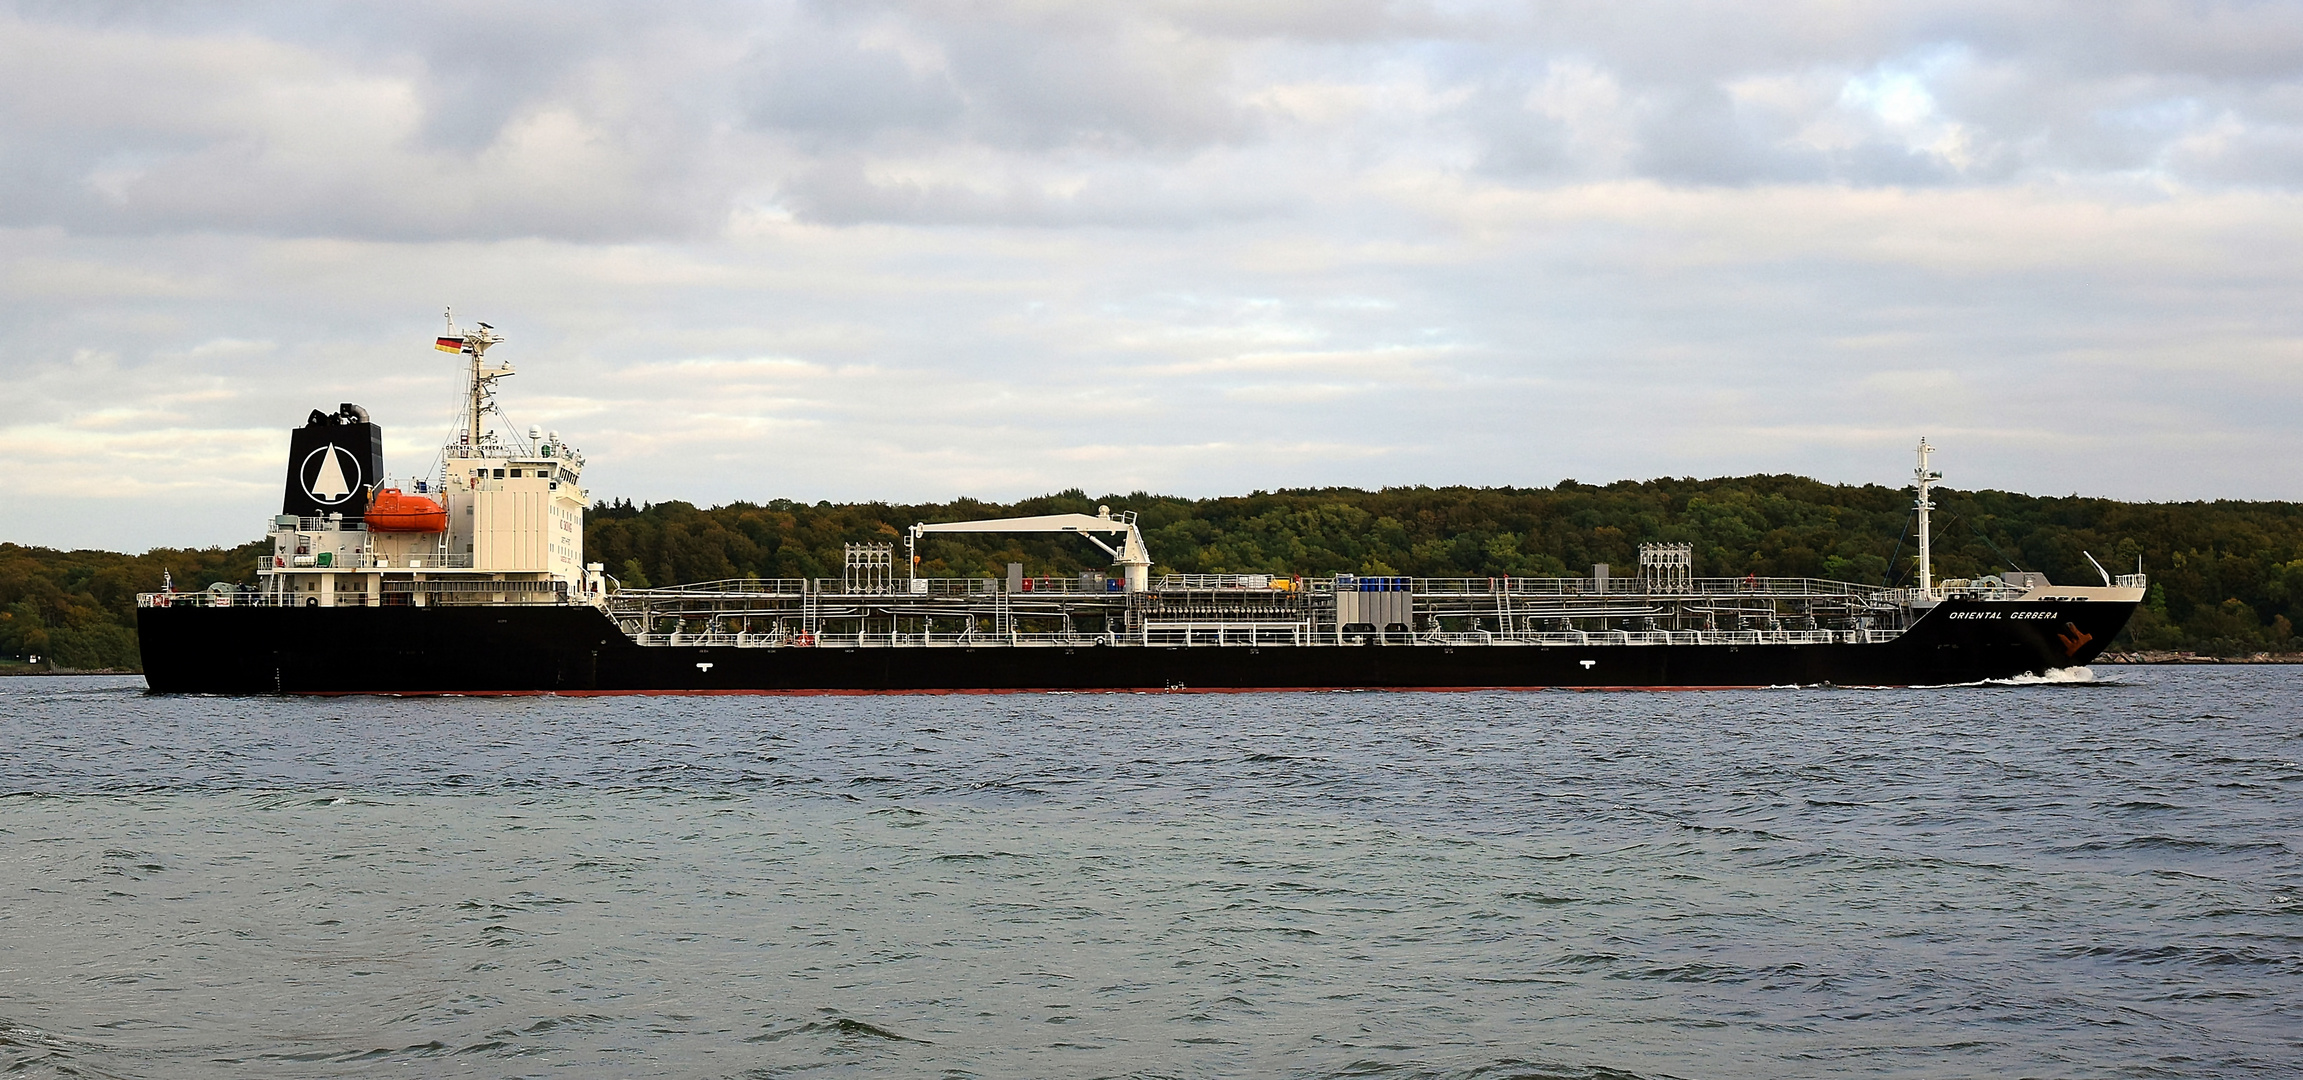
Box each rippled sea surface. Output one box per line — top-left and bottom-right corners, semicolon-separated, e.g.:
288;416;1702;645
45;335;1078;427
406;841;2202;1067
2;669;2299;1079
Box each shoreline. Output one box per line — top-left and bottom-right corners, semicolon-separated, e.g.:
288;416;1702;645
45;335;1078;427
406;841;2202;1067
0;667;140;677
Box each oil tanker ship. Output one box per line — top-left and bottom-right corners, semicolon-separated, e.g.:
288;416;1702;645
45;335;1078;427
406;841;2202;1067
136;320;2145;694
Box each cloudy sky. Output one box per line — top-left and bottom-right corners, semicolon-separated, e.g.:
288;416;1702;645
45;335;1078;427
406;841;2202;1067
4;1;2301;551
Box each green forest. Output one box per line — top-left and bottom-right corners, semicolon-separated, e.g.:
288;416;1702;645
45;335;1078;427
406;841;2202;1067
7;475;2302;671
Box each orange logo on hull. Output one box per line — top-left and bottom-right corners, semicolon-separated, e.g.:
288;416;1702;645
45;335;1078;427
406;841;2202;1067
2056;623;2095;657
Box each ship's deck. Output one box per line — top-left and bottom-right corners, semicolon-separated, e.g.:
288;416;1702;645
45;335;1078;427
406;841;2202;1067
142;572;2067;650
635;572;1938;647
622;627;1911;649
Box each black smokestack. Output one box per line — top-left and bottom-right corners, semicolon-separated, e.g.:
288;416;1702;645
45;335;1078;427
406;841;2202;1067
282;404;386;520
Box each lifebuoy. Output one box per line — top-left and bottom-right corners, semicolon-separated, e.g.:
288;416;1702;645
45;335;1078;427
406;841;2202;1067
274;556;285;567
153;594;169;608
794;632;816;647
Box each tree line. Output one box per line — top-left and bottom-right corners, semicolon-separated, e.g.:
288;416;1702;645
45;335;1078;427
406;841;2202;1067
7;475;2301;670
1;541;265;671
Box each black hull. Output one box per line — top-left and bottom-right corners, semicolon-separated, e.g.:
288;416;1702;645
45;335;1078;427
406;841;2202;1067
138;599;2137;694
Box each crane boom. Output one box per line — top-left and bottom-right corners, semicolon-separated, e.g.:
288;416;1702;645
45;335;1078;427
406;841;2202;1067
910;508;1152;591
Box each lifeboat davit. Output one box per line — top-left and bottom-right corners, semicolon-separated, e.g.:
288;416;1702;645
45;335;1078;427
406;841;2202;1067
364;487;448;533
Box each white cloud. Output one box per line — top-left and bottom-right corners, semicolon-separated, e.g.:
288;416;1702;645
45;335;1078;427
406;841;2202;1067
1526;58;1642;175
2;1;2302;551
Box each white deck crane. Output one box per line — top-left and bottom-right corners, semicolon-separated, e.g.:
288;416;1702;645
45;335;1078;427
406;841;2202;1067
909;506;1153;592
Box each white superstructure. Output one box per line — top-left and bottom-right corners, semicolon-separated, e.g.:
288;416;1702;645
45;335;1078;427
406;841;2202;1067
254;318;603;608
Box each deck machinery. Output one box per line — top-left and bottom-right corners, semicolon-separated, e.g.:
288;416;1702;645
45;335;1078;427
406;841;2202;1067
602;543;1935;653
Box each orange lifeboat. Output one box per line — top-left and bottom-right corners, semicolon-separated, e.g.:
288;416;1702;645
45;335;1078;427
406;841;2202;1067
365;487;448;533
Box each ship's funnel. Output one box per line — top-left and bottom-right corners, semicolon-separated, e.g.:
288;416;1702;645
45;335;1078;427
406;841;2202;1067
282;404;385;520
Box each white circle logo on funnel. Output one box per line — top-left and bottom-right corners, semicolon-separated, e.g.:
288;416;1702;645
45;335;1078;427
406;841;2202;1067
300;444;362;505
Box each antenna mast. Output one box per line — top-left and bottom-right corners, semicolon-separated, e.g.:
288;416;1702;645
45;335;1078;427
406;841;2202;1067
1913;437;1940;597
441;310;509;458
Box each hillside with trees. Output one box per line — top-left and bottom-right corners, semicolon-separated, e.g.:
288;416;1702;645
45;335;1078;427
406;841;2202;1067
8;476;2302;671
1;540;267;672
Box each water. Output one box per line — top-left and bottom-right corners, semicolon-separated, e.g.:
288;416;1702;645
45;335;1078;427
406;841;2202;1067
2;670;2298;1079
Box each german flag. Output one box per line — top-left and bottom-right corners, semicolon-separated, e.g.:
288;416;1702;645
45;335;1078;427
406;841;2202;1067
435;336;470;354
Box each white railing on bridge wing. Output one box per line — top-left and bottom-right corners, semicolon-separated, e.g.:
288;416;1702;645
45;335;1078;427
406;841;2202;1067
259;553;475;572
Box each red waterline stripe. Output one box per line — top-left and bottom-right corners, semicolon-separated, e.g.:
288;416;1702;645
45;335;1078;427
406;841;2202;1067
285;683;1781;697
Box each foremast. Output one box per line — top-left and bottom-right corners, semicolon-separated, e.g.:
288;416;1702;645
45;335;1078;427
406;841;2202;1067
1913;437;1940;599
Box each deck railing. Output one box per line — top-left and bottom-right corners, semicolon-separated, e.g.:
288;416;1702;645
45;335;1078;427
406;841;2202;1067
139;591;300;608
618;576;1136;600
619;626;1904;648
1408;576;1907;600
143;579;568;607
258;553;476;572
630;630;1125;648
620;573;1919;601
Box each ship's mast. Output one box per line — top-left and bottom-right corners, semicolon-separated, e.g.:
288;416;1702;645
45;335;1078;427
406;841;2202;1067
442;310;509;458
1913;437;1940;597
467;344;484;450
